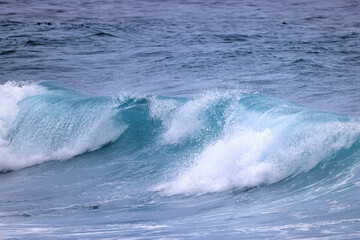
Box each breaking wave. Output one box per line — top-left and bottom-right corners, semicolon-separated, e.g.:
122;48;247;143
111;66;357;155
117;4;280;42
1;81;359;196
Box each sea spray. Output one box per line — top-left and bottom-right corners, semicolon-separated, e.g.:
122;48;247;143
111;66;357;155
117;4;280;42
1;81;360;196
0;81;126;171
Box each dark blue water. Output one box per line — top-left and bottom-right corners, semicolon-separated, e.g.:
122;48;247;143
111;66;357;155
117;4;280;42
1;0;360;239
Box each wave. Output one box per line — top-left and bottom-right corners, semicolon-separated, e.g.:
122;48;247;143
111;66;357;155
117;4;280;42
1;81;359;196
150;94;360;195
0;81;126;171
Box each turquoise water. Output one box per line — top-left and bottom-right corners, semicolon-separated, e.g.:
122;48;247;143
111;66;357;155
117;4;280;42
0;0;360;239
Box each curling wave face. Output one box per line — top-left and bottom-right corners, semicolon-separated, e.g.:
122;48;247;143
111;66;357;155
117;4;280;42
1;81;360;196
0;81;126;171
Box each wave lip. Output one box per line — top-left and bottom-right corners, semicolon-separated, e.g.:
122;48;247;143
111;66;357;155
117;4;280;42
0;81;126;171
154;95;360;195
149;92;235;144
0;81;44;139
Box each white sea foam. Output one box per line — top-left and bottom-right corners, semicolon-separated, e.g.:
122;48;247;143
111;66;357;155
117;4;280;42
155;108;360;195
0;82;45;170
150;97;203;144
0;81;44;139
150;92;239;144
0;81;126;171
156;128;274;194
0;117;126;171
161;99;206;144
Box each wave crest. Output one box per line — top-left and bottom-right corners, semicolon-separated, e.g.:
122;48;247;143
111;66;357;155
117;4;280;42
154;96;360;195
0;81;126;171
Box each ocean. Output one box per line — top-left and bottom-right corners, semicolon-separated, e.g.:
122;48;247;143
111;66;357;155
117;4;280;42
0;0;360;239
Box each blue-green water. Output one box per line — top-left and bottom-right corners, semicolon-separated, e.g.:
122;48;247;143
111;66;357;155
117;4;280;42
0;0;360;239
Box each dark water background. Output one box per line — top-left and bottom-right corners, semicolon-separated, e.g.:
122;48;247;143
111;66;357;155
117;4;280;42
1;0;360;239
1;0;360;115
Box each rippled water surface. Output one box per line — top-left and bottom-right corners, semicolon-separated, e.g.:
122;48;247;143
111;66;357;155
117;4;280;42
0;0;360;239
